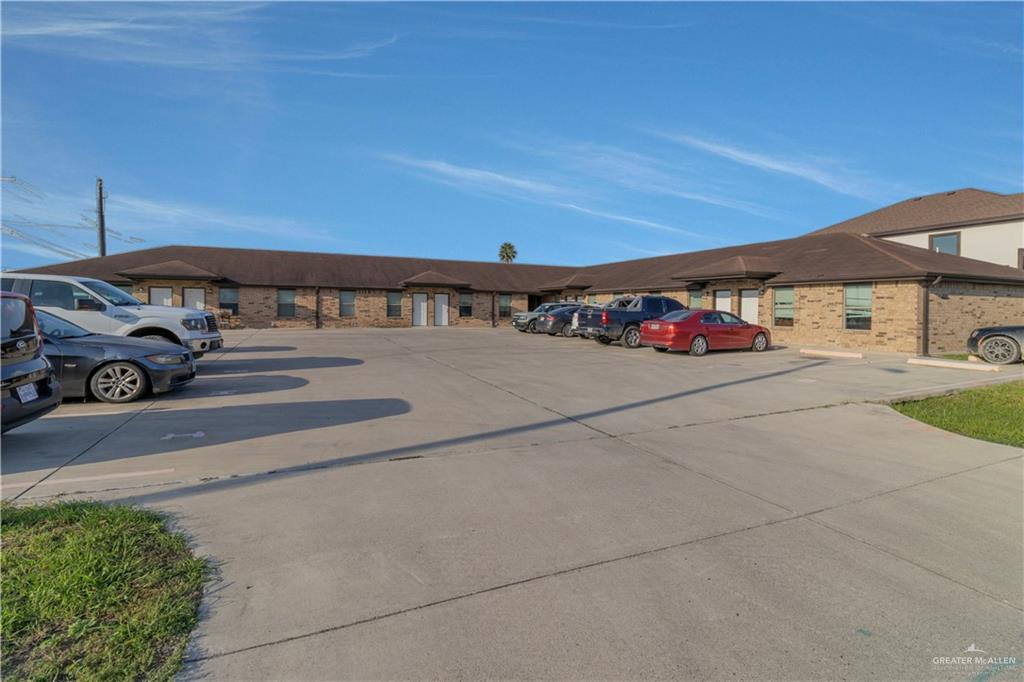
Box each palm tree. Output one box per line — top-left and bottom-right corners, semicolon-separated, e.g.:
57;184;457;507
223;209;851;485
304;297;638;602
498;242;517;264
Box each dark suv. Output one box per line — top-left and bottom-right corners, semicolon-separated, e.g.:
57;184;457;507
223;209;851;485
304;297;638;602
2;292;61;433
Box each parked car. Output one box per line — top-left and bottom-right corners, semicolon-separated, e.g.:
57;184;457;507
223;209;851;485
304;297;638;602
35;310;196;403
534;304;581;336
512;302;580;333
967;325;1024;365
2;274;223;357
2;292;61;433
576;295;686;348
640;309;770;356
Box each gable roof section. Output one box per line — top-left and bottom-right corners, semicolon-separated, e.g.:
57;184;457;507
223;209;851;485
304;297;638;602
810;188;1024;236
400;270;471;288
18;245;577;293
116;259;221;280
671;255;782;281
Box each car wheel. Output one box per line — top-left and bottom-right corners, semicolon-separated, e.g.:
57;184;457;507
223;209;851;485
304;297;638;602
690;335;709;356
526;320;537;333
751;332;768;352
980;335;1021;365
596;336;612;345
560;322;574;337
622;326;642;348
90;362;148;403
654;347;668;353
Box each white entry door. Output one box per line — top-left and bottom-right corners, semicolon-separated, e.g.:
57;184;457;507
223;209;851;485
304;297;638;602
412;293;428;326
714;290;731;313
183;287;206;310
150;287;173;307
739;289;758;324
434;294;449;326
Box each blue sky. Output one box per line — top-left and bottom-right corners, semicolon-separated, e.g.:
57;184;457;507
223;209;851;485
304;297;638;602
2;2;1022;269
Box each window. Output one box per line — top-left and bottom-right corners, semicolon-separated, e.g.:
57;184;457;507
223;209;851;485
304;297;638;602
498;294;512;318
459;293;473;317
773;287;794;327
277;288;296;317
714;289;731;312
689;290;702;309
83;279;140;305
1;278;15;292
661;310;695;323
387;291;402;317
588;294;598;304
183;287;206;310
30;280;103;311
149;287;173;306
929;232;960;256
700;312;723;324
219;287;239;315
844;283;872;330
340;290;356;317
115;284;134;295
721;312;745;325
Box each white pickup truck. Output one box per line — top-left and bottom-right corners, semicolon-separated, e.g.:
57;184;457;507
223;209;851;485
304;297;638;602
2;273;223;357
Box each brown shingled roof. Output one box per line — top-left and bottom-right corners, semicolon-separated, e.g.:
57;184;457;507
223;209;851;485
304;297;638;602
400;270;471;288
116;259;221;280
810;188;1024;236
19;245;577;293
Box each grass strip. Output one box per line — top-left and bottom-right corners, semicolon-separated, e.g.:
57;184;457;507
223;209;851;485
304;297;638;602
892;380;1024;448
1;501;207;681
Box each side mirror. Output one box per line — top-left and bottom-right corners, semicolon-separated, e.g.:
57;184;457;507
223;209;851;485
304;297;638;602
75;298;106;312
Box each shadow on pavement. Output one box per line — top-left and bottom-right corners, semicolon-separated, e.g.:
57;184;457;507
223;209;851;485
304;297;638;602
198;357;363;375
111;360;827;505
2;398;410;476
219;346;298;354
161;374;309;401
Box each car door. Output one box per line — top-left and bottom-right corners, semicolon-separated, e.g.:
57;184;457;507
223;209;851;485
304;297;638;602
28;280;117;333
699;311;728;348
719;312;749;348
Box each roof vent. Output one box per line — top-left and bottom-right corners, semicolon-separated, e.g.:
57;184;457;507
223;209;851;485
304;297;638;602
945;191;957;196
911;197;923;201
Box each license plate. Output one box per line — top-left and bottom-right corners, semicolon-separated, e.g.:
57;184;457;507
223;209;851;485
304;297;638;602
649;323;660;330
16;382;38;403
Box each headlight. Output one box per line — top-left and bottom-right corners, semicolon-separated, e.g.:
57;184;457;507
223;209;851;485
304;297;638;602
146;353;184;365
181;317;206;331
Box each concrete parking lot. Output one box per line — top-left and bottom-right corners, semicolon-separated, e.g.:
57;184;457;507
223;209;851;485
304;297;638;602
3;327;1022;680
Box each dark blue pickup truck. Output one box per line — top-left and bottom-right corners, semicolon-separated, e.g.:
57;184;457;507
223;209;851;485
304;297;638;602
576;295;686;348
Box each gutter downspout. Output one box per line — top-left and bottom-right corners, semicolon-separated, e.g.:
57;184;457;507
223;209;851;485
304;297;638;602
919;275;942;356
315;286;322;329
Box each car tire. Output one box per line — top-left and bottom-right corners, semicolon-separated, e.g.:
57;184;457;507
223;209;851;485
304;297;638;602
526;320;537;333
90;362;149;403
622;326;642;349
979;335;1021;365
654;347;668;353
560;322;574;337
751;332;768;352
690;335;709;356
596;336;612;345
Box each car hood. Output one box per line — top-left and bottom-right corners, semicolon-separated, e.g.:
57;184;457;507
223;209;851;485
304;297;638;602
116;304;206;320
56;334;188;356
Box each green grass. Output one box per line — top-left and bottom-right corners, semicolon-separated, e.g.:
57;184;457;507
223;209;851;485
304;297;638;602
1;501;208;681
940;353;970;361
893;380;1024;448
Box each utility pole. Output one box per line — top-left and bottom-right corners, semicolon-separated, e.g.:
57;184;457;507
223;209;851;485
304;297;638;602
95;177;107;256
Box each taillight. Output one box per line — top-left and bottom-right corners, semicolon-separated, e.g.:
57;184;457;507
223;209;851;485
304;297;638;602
601;310;609;325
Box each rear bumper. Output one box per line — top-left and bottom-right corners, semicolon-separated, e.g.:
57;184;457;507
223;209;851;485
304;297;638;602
579;326;619;339
640;330;692;350
1;375;61;433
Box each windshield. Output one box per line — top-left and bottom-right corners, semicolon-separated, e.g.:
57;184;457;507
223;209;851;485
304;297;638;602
36;310;93;339
83;280;142;306
660;310;696;322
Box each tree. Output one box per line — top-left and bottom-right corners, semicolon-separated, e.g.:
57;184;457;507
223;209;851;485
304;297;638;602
498;242;517;264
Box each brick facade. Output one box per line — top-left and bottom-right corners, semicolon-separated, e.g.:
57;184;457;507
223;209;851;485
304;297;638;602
927;281;1024;354
121;276;1024;355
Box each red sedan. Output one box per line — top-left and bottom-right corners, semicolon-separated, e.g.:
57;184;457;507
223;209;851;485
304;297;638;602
640;309;771;355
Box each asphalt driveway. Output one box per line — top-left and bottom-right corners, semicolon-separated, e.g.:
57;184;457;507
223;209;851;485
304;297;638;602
2;328;1021;680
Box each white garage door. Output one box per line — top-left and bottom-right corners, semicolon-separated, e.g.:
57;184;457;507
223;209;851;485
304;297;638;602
714;290;731;313
740;289;758;324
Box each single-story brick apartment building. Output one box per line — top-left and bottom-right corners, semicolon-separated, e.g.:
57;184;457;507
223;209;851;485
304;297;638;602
15;191;1024;355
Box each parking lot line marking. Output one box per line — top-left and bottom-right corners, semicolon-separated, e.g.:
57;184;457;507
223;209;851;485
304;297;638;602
1;469;175;489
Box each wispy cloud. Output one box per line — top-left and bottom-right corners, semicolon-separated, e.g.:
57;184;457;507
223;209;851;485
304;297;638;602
1;3;397;75
650;131;896;202
378;152;710;239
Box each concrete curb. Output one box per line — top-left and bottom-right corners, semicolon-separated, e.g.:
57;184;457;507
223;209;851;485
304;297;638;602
799;348;864;359
907;357;1000;372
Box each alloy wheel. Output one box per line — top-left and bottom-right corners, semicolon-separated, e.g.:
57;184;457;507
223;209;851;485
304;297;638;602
691;336;708;356
981;336;1020;364
95;365;143;402
753;333;768;352
623;327;641;348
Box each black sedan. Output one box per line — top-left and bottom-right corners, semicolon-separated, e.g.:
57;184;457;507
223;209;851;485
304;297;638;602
967;325;1024;365
37;310;196;403
534;304;581;337
2;292;61;433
